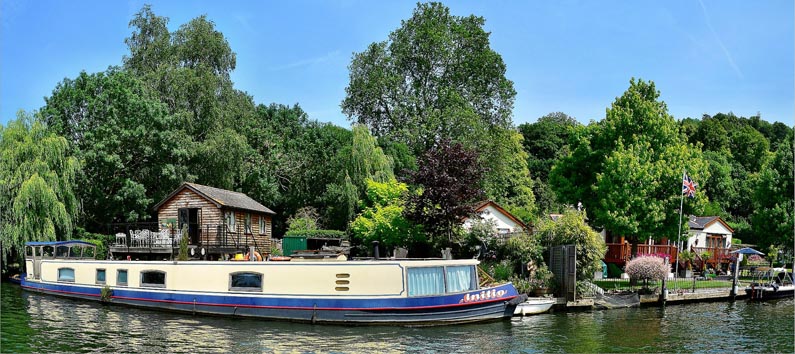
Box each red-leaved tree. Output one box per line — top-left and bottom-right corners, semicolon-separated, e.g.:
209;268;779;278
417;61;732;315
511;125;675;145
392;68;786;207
403;140;487;247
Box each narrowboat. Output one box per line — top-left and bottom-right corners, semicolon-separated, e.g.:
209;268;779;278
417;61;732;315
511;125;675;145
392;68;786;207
20;241;525;325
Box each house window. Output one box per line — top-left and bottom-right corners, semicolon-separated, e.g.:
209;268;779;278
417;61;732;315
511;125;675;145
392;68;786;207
117;269;128;286
225;211;236;231
58;268;75;282
407;267;445;296
259;216;265;235
141;271;166;288
229;272;263;292
245;213;252;234
96;269;106;284
445;265;476;293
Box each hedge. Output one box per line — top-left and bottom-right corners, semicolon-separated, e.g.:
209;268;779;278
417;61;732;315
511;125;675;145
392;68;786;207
284;230;347;239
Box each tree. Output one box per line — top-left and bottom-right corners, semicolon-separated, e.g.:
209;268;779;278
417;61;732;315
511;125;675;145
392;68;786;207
751;140;794;248
480;129;536;221
535;210;606;282
729;125;770;174
404;140;486;246
40;69;187;229
341;1;515;154
348;124;394;193
0;113;80;261
518;112;579;214
551;78;708;242
350;179;423;251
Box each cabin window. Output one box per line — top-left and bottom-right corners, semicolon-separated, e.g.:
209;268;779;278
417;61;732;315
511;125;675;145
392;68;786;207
58;268;75;282
43;246;54;257
117;270;128;286
96;269;106;284
259;216;265;234
445;265;476;293
245;213;252;234
83;247;95;259
225;211;236;231
25;247;33;257
229;272;263;292
56;246;69;258
68;246;81;258
141;271;166;288
407;267;445;296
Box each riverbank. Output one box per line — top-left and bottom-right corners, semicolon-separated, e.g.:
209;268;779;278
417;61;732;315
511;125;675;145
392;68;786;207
552;288;753;312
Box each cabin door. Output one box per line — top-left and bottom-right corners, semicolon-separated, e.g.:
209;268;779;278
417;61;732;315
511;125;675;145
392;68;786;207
178;208;201;244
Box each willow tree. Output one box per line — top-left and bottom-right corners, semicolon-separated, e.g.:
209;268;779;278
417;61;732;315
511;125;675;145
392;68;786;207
0;112;80;262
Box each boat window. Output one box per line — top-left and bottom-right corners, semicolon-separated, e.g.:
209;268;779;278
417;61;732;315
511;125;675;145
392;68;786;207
43;246;54;258
25;247;32;257
96;269;106;284
407;267;445;296
69;246;81;258
445;265;476;293
58;268;75;282
56;246;69;258
141;271;166;288
83;247;95;259
229;272;263;291
117;269;128;286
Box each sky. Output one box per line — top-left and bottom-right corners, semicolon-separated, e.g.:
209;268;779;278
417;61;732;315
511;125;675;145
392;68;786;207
2;0;793;128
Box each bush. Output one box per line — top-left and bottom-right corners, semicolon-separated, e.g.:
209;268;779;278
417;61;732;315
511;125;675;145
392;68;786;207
625;255;669;284
74;227;109;259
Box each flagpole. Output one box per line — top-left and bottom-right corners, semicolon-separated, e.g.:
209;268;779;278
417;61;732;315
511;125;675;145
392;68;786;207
675;169;685;278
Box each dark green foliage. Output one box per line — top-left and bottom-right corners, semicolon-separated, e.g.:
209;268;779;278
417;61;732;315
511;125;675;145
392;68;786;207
74;227;109;260
41;68;188;230
751;139;794;248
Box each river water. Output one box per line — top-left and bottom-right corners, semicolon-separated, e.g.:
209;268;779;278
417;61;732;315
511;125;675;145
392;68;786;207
1;283;792;353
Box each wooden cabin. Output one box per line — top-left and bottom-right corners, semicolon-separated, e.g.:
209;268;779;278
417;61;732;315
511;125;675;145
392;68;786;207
153;182;276;256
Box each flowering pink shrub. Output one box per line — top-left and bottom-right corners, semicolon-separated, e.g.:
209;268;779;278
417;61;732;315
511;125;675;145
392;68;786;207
625;255;669;282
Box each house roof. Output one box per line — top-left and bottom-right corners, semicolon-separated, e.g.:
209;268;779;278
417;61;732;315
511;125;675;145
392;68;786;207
471;200;530;231
153;182;276;215
688;215;734;233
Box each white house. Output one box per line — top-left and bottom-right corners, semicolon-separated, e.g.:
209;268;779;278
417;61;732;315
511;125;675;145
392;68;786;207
462;200;529;235
686;216;734;250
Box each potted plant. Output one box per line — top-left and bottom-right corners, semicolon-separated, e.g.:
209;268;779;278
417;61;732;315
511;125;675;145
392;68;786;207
679;250;694;278
530;265;554;296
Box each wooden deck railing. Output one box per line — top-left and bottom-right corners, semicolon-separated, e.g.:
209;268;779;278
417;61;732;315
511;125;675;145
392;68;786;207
692;247;733;265
604;243;679;264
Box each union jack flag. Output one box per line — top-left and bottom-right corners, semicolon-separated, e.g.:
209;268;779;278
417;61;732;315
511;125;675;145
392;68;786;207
682;173;697;198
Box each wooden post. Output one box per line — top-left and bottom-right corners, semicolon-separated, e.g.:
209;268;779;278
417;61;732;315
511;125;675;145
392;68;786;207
661;256;669;305
730;255;740;299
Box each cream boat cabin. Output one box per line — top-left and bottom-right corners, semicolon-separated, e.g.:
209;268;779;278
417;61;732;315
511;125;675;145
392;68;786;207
22;241;524;325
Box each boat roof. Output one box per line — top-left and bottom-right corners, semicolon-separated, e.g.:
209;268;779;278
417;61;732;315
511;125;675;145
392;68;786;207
25;240;96;247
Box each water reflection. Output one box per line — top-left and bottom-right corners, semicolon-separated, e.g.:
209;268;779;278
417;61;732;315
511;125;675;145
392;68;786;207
2;284;793;353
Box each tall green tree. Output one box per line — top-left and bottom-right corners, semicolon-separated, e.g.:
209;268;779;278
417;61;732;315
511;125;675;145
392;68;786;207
342;2;515;154
0;113;80;260
518;112;579;214
551;79;708;242
751;140;794;248
40;69;187;229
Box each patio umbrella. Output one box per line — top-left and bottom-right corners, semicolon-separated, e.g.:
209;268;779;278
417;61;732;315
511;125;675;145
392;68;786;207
730;247;765;255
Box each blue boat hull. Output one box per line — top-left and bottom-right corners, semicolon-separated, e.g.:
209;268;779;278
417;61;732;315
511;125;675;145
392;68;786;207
21;275;524;325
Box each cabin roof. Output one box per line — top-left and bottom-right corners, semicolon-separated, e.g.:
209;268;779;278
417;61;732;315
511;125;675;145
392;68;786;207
688;215;734;232
26;240;96;247
154;182;276;215
471;200;530;230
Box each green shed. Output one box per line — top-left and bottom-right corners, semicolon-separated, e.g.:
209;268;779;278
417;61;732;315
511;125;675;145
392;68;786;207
282;235;307;256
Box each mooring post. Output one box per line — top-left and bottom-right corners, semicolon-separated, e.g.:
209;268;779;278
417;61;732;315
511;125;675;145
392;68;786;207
661;256;668;305
730;256;740;299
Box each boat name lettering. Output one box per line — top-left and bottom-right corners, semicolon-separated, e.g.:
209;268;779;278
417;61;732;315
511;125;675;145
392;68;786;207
459;289;507;303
